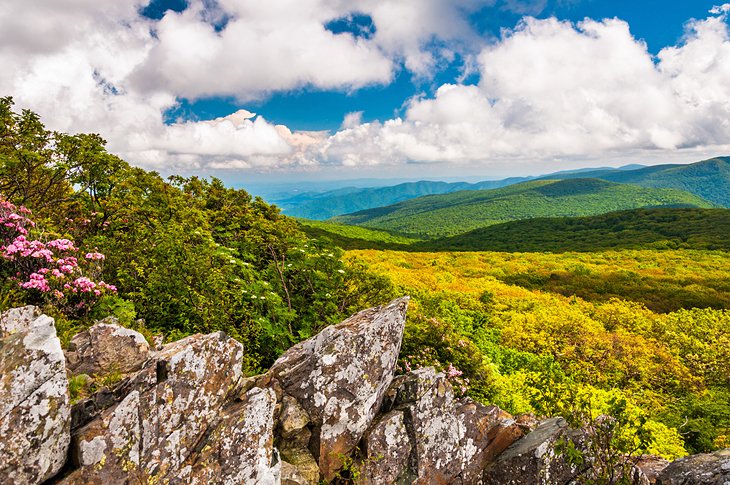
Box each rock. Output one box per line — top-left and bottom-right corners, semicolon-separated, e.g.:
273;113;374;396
636;455;670;484
276;394;316;481
279;394;310;439
281;460;312;485
184;386;281;484
269;296;409;481
279;447;320;485
65;318;150;376
0;306;70;484
359;410;413;484
481;417;578;485
515;413;540;433
0;305;44;334
62;330;246;482
373;367;523;484
656;448;730;484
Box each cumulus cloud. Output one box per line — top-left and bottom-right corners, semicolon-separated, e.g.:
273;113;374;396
358;0;491;74
321;8;730;167
1;0;494;172
2;0;730;174
130;0;395;100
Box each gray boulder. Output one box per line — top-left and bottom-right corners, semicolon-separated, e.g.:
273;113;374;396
65;318;151;376
61;330;267;483
0;306;71;484
481;416;577;484
656;448;730;484
360;367;523;484
269;297;409;481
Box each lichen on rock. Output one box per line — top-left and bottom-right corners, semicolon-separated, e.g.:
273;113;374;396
269;296;410;481
0;306;70;484
65;318;151;376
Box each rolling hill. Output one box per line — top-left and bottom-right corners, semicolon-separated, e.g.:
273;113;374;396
538;157;730;207
332;178;715;238
273;157;730;220
420;208;730;252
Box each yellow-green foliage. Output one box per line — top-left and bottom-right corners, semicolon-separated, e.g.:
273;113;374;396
350;249;730;456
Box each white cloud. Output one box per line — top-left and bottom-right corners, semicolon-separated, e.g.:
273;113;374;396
341;111;364;129
2;0;730;175
320;10;730;168
710;4;730;15
1;0;492;172
359;0;491;74
130;0;395;100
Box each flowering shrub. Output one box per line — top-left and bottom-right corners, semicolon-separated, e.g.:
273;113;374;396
1;196;115;317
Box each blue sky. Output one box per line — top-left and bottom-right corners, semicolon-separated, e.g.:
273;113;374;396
3;0;730;183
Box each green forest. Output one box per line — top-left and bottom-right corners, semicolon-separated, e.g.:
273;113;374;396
540;158;730;207
332;178;714;238
421;208;730;252
1;98;728;463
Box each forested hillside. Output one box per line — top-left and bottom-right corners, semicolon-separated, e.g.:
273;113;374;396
333;178;714;238
298;218;420;249
537;157;730;207
422;208;730;252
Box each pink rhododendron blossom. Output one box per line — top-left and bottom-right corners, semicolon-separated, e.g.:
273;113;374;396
47;239;76;251
84;252;105;260
1;195;116;316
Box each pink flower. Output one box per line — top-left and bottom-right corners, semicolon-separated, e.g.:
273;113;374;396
20;273;51;292
47;239;76;251
84;252;105;261
446;363;463;378
72;277;96;293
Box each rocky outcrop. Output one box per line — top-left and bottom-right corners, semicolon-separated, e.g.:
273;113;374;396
1;301;728;485
65;317;150;375
61;330;275;483
636;455;670;484
0;306;70;484
481;416;577;484
656;448;730;484
269;297;409;481
363;367;524;484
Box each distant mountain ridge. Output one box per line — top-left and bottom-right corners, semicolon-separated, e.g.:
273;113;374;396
332;178;714;238
538;157;730;207
274;177;532;219
272;157;730;220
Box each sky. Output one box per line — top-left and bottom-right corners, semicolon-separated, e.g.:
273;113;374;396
2;0;730;184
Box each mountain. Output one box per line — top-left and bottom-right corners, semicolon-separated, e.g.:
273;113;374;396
332;178;715;238
538;157;730;207
421;208;730;252
273;177;533;219
272;157;729;219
